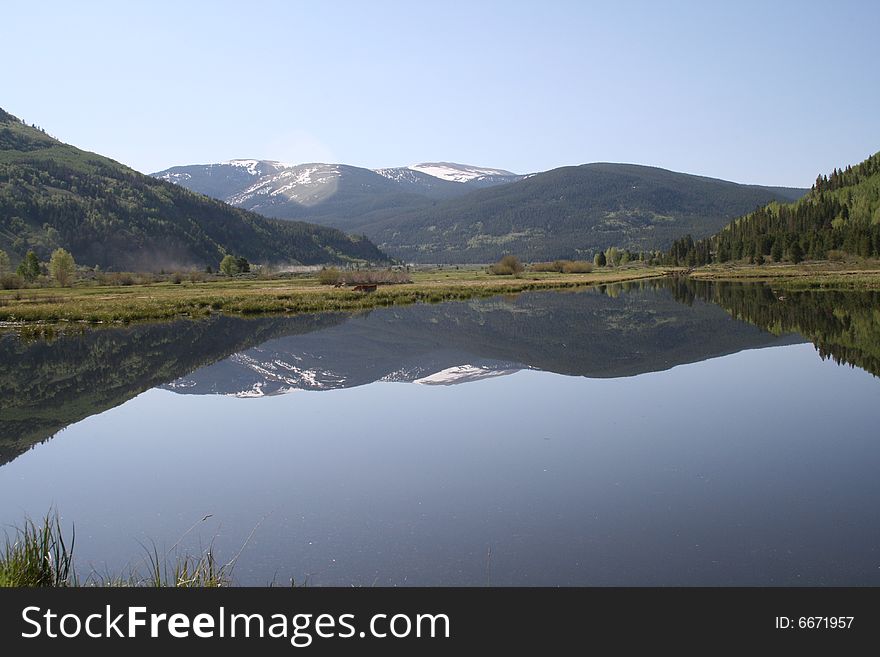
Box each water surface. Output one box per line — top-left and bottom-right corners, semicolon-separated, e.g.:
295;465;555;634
1;281;878;585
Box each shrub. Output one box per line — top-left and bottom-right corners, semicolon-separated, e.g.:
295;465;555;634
561;260;593;273
0;274;23;289
97;272;137;286
530;259;593;273
318;267;342;285
488;255;524;276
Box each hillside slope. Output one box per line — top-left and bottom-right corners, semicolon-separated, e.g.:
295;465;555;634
666;151;880;265
355;163;806;262
0;110;386;270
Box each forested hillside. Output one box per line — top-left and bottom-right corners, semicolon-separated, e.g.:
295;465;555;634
353;163;805;263
667;152;880;265
0;109;386;270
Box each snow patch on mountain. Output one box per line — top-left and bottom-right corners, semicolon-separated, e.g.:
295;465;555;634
219;352;348;394
373;167;423;184
413;364;521;385
156;171;192;184
226;159;292;176
227;164;342;206
408;162;517;183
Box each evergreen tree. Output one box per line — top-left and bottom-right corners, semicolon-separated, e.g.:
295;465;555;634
0;249;10;276
790;241;804;264
594;251;606;267
771;239;784;263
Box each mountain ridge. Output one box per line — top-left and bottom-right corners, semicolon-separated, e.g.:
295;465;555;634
358;162;807;262
153;157;806;262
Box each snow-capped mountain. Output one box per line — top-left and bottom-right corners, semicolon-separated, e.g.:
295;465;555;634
154;160;520;197
227;163;347;209
153;159;291;199
164;351;524;398
224;163;447;220
151;159;523;227
371;166;469;195
226;158;293;175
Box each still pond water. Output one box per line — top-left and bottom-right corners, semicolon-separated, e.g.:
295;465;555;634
1;279;879;585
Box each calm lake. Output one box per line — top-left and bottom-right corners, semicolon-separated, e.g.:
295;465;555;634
1;279;879;585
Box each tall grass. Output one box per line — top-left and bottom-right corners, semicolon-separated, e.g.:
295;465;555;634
106;543;232;588
0;512;247;587
0;512;75;587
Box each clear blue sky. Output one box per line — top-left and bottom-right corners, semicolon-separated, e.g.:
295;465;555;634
3;0;878;186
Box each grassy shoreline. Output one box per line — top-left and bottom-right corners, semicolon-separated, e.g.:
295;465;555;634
3;263;880;326
0;268;669;325
686;262;880;290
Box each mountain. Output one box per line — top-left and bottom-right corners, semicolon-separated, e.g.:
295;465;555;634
154;157;805;263
666;151;880;265
0;110;386;270
151;160;524;233
154;159;292;199
355;163;808;263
